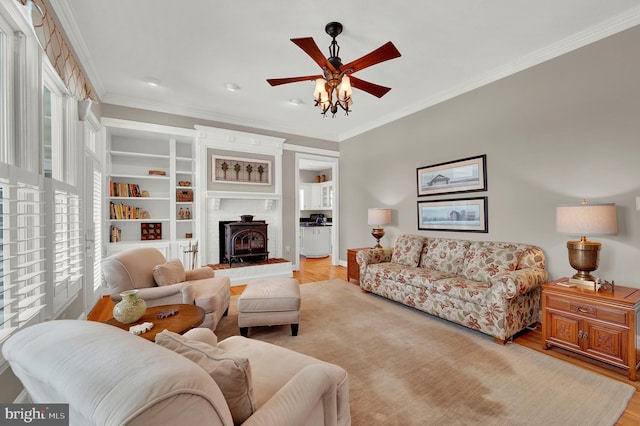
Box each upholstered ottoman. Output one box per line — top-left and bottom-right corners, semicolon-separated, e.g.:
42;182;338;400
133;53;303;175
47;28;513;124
238;278;301;337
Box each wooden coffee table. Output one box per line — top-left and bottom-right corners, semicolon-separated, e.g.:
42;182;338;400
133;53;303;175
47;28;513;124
104;304;205;341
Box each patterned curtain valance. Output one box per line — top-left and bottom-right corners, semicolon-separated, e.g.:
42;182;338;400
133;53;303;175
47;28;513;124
18;0;96;102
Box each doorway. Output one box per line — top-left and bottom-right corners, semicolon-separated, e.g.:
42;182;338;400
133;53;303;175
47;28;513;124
295;153;339;270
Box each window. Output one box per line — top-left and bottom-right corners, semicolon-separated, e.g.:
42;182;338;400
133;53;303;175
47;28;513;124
0;17;12;164
42;84;62;180
42;86;52;177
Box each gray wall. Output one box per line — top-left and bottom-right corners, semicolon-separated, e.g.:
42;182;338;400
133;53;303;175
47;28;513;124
101;104;339;263
339;25;640;286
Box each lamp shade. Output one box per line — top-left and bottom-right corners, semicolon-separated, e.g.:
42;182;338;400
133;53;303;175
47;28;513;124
368;208;391;226
556;202;618;236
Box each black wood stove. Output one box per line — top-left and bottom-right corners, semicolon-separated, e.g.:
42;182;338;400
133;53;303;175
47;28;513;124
219;218;269;266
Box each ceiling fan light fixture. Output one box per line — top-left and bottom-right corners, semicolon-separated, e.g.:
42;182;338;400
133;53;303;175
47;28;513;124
267;21;400;118
313;78;328;98
339;75;352;98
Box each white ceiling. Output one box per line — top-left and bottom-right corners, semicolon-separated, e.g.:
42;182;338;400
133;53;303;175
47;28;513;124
54;1;640;142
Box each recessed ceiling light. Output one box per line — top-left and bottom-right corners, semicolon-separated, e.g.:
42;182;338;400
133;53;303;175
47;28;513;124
288;98;304;106
144;77;160;87
225;82;241;92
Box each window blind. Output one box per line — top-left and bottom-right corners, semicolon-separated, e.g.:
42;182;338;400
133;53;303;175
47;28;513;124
48;178;82;316
0;163;46;344
92;167;102;293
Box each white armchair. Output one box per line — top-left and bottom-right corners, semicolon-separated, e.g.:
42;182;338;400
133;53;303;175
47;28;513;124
102;247;230;330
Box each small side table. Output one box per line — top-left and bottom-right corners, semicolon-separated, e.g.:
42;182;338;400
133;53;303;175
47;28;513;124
347;247;371;283
541;277;640;380
104;304;205;341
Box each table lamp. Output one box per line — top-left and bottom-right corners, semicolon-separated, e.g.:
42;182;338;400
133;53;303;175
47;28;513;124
556;200;618;281
368;208;391;248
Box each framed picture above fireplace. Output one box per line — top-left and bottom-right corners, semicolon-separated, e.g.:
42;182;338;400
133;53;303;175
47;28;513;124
212;155;272;185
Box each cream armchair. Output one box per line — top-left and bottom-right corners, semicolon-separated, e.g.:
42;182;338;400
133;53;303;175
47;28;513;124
3;320;351;426
102;247;230;330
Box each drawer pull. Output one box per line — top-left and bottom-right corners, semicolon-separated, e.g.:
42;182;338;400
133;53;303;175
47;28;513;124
570;304;596;315
578;331;583;339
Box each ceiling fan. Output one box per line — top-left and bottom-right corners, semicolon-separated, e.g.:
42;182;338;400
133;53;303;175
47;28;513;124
267;22;401;117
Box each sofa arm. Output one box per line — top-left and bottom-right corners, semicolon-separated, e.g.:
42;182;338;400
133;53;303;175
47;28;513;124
490;268;549;299
356;248;392;282
356;248;392;267
242;364;337;426
130;283;195;304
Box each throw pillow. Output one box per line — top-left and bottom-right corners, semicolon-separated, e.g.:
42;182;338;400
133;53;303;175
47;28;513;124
463;242;523;283
391;234;426;267
421;239;470;274
155;330;256;424
152;259;186;286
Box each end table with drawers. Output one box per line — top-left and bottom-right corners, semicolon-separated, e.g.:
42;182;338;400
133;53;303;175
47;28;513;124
541;277;640;380
347;247;371;283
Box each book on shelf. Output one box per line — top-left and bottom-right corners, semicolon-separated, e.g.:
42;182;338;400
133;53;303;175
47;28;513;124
110;181;142;197
110;225;122;242
109;202;146;220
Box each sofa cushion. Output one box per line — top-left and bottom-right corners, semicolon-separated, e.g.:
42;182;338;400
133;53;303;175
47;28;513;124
420;239;470;274
155;330;256;424
396;267;457;289
391;234;427;267
153;259;186;286
463;242;523;283
429;276;492;305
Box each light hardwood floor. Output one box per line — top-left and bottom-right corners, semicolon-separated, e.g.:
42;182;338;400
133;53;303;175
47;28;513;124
89;256;640;424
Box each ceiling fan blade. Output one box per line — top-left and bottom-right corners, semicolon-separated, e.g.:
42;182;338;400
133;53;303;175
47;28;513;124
267;75;322;86
291;37;336;72
349;76;392;98
342;41;401;73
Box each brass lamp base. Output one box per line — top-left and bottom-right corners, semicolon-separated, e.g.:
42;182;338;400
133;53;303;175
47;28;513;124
371;227;385;249
567;237;601;281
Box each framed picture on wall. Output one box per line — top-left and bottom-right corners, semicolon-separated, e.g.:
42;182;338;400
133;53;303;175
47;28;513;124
417;197;488;232
211;155;272;185
417;154;487;196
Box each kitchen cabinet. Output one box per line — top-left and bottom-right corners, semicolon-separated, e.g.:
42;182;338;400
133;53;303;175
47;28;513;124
300;226;331;258
300;181;333;210
320;182;333;209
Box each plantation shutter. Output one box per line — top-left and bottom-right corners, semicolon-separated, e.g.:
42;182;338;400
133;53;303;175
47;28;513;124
92;167;102;293
47;179;83;316
0;164;46;344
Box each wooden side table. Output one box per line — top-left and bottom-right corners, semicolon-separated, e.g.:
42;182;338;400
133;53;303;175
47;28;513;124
541;278;640;380
347;247;371;283
103;304;205;341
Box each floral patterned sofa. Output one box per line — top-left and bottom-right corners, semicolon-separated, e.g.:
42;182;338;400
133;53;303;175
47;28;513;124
357;235;548;343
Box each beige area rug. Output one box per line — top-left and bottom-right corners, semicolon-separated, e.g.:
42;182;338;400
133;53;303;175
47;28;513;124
214;279;635;426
